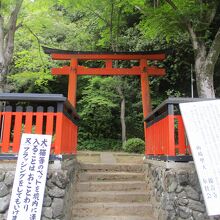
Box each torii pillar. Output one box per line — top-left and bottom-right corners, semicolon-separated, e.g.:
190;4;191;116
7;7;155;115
43;47;166;154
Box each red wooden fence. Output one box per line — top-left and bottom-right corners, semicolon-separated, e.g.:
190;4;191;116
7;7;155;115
0;93;79;155
145;98;195;161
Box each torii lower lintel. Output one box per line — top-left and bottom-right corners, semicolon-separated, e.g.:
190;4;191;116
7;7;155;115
51;65;165;76
43;46;167;151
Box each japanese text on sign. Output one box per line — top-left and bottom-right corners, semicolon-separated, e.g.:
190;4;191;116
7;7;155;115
180;100;220;216
7;134;52;220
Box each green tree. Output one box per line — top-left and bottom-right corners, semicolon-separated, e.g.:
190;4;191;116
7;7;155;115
10;0;70;93
0;0;23;92
134;0;220;98
78;76;120;139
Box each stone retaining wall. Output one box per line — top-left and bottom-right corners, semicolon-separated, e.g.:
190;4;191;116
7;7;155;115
0;157;78;220
144;159;220;220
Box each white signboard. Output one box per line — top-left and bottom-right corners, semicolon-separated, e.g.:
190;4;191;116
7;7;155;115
180;100;220;216
7;134;52;220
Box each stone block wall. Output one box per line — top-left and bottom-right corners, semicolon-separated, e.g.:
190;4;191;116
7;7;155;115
0;157;78;220
144;159;220;220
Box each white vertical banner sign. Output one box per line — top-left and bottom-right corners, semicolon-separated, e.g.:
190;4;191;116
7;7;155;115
180;100;220;216
7;134;52;220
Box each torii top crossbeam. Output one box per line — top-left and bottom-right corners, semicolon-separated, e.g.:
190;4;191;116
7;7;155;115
43;47;165;76
43;47;166;119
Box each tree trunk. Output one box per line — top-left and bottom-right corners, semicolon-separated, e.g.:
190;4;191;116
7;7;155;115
0;65;8;93
120;95;126;143
194;44;215;98
117;85;127;144
0;0;23;92
187;23;220;98
195;66;215;98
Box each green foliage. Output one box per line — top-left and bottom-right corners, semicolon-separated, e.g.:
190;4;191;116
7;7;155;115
8;71;54;93
122;138;145;154
78;76;121;139
78;138;122;151
133;0;216;41
59;0;138;51
9;40;55;93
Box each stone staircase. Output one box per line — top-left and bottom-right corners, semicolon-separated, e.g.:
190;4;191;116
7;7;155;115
72;163;155;220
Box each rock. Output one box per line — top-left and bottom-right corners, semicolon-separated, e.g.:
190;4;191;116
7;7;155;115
51;172;69;189
167;210;177;220
158;210;169;220
169;182;178;192
0;183;9;198
165;171;178;192
177;170;189;186
3;210;8;220
189;172;199;186
161;194;175;211
200;194;204;202
0;214;5;220
186;186;200;201
178;191;187;199
48;186;65;198
42;207;53;218
43;187;48;198
0;195;10;213
188;199;205;212
156;189;162;202
46;179;54;189
43;196;52;207
178;206;192;219
193;211;205;220
176;198;189;206
51;198;64;218
0;171;5;182
176;185;183;193
4;172;14;187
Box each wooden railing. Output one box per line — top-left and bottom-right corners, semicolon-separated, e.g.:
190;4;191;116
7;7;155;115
0;93;79;154
144;98;211;161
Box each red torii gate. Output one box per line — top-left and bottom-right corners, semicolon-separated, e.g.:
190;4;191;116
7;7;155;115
43;47;166;152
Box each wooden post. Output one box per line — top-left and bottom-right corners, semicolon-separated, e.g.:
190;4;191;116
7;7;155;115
68;58;78;107
68;58;78;149
167;104;175;156
140;59;152;155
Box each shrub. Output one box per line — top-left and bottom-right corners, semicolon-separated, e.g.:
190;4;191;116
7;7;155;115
122;138;145;154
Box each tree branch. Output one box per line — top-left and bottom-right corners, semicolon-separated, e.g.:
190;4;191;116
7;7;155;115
187;22;199;51
110;0;114;51
15;22;23;31
24;25;45;67
207;5;217;26
0;15;4;62
164;0;200;51
164;0;178;10
205;27;220;74
4;0;23;64
85;6;110;26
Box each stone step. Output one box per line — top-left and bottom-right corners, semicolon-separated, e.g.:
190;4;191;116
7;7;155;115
74;191;147;203
73;216;154;220
72;202;153;217
79;163;144;173
76;181;147;192
78;172;145;182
